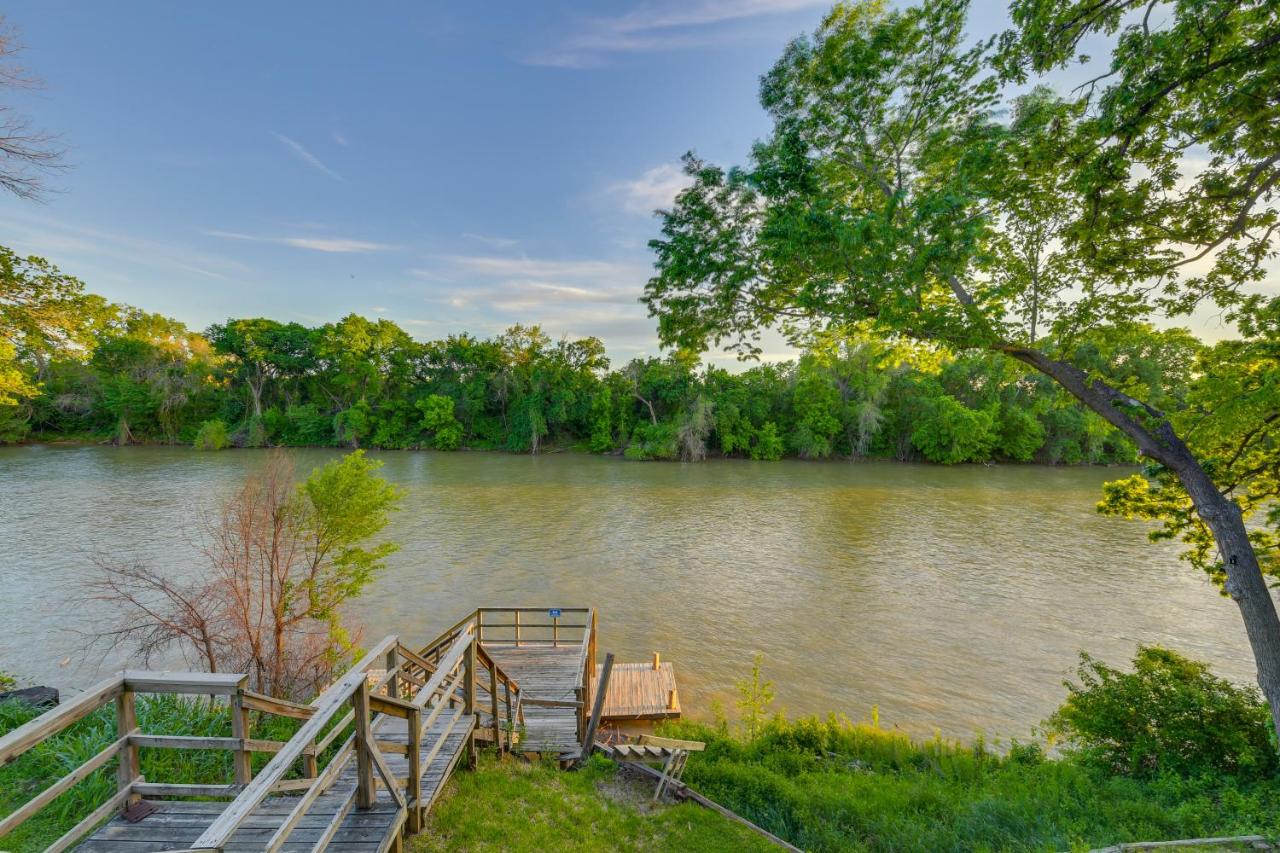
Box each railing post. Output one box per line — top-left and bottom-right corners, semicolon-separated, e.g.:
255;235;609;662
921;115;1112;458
513;610;520;647
553;614;559;647
589;609;597;675
386;644;400;700
464;635;477;769
503;681;514;751
406;704;423;833
230;679;251;786
477;609;484;644
116;685;139;807
489;662;500;750
353;680;376;809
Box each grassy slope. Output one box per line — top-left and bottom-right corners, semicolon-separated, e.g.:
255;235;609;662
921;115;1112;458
661;717;1280;852
411;753;777;853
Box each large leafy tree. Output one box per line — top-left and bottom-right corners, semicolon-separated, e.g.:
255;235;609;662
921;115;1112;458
642;0;1280;736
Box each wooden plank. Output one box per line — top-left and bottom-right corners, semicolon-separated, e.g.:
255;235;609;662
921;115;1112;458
264;735;355;853
242;690;316;720
122;670;246;695
116;687;140;806
191;635;398;850
576;653;613;766
45;781;137;853
0;730;131;838
0;674;122;766
638;734;706;752
309;787;355;853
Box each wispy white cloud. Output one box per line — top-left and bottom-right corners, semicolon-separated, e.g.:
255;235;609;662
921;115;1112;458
0;210;253;282
332;131;349;147
462;232;520;249
206;230;393;253
270;131;343;180
606;162;694;216
523;0;825;68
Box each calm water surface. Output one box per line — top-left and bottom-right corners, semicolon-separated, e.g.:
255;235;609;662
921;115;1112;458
0;445;1255;741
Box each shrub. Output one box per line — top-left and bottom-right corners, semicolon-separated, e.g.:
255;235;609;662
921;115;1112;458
911;396;997;464
192;418;230;451
625;421;678;460
1044;646;1278;781
417;394;463;451
751;422;784;461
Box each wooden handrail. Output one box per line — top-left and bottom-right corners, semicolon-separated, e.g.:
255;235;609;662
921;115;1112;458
0;673;123;766
191;635;399;850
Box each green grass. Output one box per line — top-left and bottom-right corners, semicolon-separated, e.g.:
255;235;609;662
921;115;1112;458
659;716;1280;852
410;753;778;852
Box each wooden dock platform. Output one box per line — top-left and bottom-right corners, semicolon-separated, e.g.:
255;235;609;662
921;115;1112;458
591;656;681;721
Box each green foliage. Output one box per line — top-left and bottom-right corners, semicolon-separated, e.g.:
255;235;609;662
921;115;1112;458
417;393;463;451
624;420;678;461
294;450;404;625
192;418;230;451
1044;647;1278;782
911;395;997;464
1098;305;1280;587
751;421;784;461
735;654;776;741
659;711;1280;853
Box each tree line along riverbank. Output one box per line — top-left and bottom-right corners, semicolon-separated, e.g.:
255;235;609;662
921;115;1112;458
3;248;1209;466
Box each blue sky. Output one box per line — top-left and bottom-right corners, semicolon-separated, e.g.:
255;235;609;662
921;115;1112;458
6;1;1235;366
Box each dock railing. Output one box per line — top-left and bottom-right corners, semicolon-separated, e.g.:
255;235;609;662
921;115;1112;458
0;622;526;853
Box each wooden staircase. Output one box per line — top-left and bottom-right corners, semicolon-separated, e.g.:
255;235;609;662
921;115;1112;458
0;608;582;853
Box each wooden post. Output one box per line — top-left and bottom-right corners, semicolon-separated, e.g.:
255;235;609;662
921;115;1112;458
668;689;677;711
503;681;514;750
652;651;660;671
589;610;598;675
230;680;251;786
353;681;376;809
577;653;613;766
116;687;139;807
477;610;484;644
406;704;423;833
386;645;400;700
488;662;500;749
553;614;559;647
464;634;477;769
513;610;520;647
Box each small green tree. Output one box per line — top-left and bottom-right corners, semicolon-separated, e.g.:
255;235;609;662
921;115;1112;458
193;419;229;451
735;653;776;741
417;393;463;450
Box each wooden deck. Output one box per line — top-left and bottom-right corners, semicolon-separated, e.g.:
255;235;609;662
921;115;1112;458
591;659;681;720
483;644;584;757
1;607;602;853
76;711;475;852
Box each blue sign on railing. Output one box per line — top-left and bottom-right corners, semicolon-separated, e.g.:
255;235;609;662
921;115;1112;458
548;608;562;618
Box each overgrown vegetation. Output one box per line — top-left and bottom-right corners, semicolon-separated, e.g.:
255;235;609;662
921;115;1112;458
659;648;1280;852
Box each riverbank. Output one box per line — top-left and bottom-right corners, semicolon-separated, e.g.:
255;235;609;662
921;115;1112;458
4;691;1275;853
13;433;1139;468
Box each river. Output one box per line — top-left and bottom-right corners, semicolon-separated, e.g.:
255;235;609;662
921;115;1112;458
0;444;1255;741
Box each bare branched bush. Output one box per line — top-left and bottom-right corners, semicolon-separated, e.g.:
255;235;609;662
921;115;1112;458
0;19;64;200
88;450;402;700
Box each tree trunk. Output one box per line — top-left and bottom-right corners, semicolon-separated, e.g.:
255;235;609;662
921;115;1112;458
1003;344;1280;742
